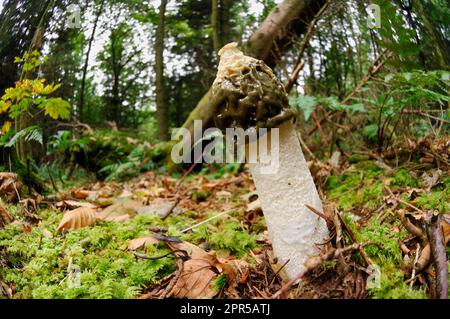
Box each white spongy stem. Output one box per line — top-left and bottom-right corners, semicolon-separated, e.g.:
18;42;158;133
247;121;329;280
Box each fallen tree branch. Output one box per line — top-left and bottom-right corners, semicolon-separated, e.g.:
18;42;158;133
425;213;448;299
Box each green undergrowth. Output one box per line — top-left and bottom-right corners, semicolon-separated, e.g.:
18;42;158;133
0;205;259;299
326;161;384;211
327;157;449;299
349;216;427;299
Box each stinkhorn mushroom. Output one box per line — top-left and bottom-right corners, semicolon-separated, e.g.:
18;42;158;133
211;43;329;279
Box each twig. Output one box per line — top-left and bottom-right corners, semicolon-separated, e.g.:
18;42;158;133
269;258;290;286
284;0;332;93
271;243;370;299
307;50;392;137
425;213;448;299
384;184;426;215
305;204;328;221
410;243;420;287
181;208;237;233
160;257;184;299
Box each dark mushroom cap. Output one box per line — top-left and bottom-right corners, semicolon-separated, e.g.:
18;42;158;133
211;59;296;133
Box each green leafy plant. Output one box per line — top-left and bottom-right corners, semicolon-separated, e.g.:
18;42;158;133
0;51;70;149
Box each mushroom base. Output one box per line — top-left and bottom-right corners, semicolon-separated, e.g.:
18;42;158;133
247;121;329;280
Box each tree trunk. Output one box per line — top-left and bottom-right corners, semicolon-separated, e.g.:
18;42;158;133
211;0;220;54
412;0;449;68
155;0;169;141
177;0;326;144
16;0;54;163
220;0;231;45
78;0;105;122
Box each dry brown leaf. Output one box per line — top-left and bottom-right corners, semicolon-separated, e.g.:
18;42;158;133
72;189;97;200
96;199;141;222
56;207;98;233
128;236;159;250
165;241;244;299
0;172;22;201
42;228;54;238
56;200;97;210
0;201;13;228
167;241;218;299
246;198;262;213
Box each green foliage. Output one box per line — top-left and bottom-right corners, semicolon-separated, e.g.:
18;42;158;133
351;217;426;299
415;189;449;213
391;169;418;187
3;126;43;148
0;214;175;299
289;95;366;121
186;219;257;258
326;162;383;210
46;129;168;181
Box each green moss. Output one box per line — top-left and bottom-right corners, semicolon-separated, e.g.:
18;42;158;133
327;170;383;211
415;189;449;213
183;218;257;258
352;217;426;299
391;169;418;187
0;214;176;299
213;274;228;291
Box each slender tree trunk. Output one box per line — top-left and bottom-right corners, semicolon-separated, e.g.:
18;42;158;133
412;0;449;68
155;0;169;141
211;0;220;54
177;0;326;145
78;0;105;122
16;0;54;163
220;0;231;45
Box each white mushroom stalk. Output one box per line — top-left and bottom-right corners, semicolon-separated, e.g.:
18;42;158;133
211;43;329;279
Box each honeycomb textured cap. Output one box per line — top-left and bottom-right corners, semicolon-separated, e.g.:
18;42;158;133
211;43;295;133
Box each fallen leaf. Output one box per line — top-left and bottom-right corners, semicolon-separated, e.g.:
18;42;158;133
246;198;262;213
0;201;13;228
57;207;98;233
72;189;97;200
165;241;245;299
136;199;177;217
128;236;159;250
56;200;97;210
96;199;142;222
0;173;22;201
167;241;218;299
420;169;442;191
42;228;54;238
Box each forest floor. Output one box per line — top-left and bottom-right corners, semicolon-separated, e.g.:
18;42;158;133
0;136;449;299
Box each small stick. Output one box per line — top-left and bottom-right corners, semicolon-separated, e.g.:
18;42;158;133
425;213;448;299
181;208;236;233
160;257;184;299
410;243;420;287
384;184;426;215
271;243;369;299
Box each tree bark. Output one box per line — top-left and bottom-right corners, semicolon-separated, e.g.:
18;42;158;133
220;0;231;45
211;0;220;54
177;0;326;144
155;0;169;141
78;0;105;122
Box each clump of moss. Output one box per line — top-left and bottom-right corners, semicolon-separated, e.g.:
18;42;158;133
415;190;449;213
351;216;426;299
183;216;258;258
0;214;175;299
391;169;418;187
326;163;383;211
